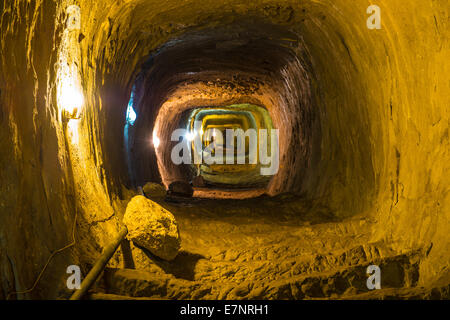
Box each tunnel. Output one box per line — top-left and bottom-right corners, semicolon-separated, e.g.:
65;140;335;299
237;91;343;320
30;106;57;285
0;0;449;300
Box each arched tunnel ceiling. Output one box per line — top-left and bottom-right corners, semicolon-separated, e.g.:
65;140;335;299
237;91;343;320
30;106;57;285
0;0;448;299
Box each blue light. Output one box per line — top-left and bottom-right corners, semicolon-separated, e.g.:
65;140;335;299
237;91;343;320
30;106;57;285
126;90;137;125
126;104;137;125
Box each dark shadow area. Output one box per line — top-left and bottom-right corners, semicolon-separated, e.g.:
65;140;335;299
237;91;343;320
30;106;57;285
134;244;205;281
146;191;342;227
120;239;136;269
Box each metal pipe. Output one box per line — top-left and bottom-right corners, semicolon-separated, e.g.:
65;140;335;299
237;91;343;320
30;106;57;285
70;226;128;300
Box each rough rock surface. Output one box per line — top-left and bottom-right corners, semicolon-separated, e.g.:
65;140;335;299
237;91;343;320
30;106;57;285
123;196;181;261
167;181;194;197
94;194;450;300
192;176;206;188
143;182;166;198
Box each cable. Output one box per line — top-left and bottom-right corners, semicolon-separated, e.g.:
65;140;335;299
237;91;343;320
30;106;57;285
6;119;79;300
6;208;78;300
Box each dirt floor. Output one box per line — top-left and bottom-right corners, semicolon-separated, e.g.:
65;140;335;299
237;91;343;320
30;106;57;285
86;185;449;300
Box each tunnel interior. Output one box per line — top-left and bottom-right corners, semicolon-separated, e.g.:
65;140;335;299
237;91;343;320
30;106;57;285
0;0;448;300
174;103;275;190
125;23;321;201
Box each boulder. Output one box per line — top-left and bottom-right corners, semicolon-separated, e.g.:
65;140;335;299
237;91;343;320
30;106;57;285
167;181;193;197
142;182;166;198
123;195;181;261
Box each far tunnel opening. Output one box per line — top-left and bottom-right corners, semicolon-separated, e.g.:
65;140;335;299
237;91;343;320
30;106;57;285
161;103;276;191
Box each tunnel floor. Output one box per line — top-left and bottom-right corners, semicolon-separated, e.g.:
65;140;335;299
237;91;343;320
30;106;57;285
84;184;449;300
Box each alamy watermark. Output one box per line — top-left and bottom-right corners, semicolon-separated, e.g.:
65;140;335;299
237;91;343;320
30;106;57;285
366;265;381;290
170;121;279;176
367;5;381;30
66;265;81;290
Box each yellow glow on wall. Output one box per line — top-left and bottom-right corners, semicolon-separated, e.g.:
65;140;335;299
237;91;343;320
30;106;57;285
58;77;84;118
67;118;80;144
57;5;83;121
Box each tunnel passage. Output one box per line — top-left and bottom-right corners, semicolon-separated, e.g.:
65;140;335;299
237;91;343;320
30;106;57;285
120;22;377;205
168;103;276;190
0;0;448;300
124;24;319;200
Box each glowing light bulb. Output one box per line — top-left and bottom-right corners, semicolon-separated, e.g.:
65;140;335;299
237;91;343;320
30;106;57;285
125;88;137;125
60;81;83;118
152;131;160;148
126;103;137;125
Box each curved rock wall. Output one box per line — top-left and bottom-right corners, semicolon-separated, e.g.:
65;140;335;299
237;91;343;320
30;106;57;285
0;0;448;298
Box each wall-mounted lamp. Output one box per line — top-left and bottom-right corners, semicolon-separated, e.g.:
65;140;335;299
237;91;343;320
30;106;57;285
58;5;83;122
126;99;137;126
59;80;84;120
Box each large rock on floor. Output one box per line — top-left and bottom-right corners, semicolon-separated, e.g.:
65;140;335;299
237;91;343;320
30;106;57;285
143;182;166;198
167;181;193;197
123;195;181;261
